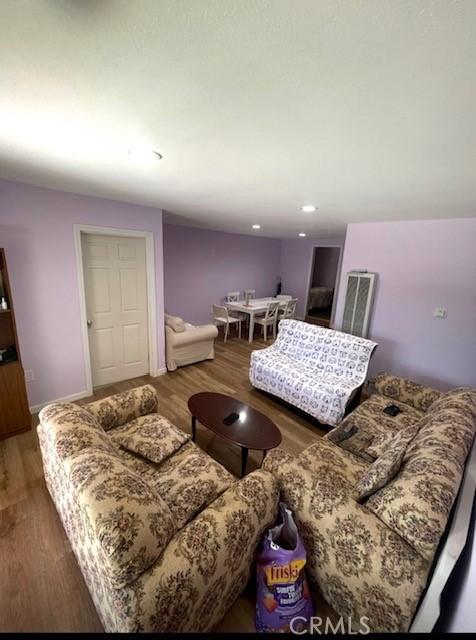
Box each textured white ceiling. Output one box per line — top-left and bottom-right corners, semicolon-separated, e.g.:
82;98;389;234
0;0;475;237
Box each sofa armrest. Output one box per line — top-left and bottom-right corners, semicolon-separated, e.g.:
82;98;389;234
374;373;442;413
264;454;430;632
169;324;218;348
262;447;296;475
84;384;159;431
128;470;279;632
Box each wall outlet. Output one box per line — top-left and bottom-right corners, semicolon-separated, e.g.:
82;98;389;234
24;369;34;383
433;308;447;319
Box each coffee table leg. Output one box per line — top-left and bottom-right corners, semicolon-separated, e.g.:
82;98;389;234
191;416;197;442
241;447;249;477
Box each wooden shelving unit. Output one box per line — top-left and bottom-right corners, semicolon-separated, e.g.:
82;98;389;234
0;248;31;439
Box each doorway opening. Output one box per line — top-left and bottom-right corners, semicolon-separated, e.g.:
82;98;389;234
74;224;158;394
305;246;342;328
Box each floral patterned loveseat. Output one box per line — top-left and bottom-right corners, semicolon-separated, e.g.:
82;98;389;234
38;384;279;632
263;374;476;632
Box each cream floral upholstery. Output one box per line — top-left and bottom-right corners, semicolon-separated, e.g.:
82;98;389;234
85;384;159;431
374;373;443;413
263;442;428;632
38;385;279;632
151;442;236;529
63;446;176;588
39;401;112;458
263;379;476;632
366;388;476;560
354;422;421;501
111;414;190;464
327;392;424;461
249;319;377;426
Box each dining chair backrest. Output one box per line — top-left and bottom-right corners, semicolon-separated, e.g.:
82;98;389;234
283;298;298;318
265;300;280;322
244;289;256;299
212;304;229;321
226;291;240;302
276;294;292;300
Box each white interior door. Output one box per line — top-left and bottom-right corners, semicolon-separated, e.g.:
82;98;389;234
82;234;149;387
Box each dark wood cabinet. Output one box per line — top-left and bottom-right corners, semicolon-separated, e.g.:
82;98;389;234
0;248;31;439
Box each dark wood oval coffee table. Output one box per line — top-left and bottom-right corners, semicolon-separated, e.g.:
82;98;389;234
188;392;282;477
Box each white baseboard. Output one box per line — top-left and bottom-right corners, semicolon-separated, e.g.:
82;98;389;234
30;389;91;415
152;367;167;377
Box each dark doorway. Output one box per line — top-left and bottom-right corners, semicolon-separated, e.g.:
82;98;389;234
306;246;341;327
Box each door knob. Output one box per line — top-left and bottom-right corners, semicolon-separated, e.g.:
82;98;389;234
87;320;93;327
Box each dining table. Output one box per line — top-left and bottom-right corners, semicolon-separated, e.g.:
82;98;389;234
225;297;287;343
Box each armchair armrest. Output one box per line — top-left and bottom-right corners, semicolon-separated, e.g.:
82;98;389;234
168;323;218;348
84;384;158;431
129;470;279;632
374;373;442;413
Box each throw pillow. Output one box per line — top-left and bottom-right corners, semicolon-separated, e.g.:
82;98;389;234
165;314;186;333
354;422;421;502
326;422;358;444
111;414;190;465
365;429;399;459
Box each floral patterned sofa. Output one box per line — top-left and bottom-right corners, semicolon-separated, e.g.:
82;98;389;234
263;374;476;632
38;384;279;632
249;319;377;426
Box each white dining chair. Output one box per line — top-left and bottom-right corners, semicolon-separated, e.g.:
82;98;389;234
226;291;240;302
212;304;242;342
278;297;298;321
254;300;280;342
276;294;292;300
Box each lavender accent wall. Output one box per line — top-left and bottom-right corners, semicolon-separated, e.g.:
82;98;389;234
163;224;281;325
280;237;345;319
0;179;165;408
334;218;476;390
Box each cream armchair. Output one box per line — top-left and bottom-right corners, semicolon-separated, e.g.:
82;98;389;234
165;313;218;371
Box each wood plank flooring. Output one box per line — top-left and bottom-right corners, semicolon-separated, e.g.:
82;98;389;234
0;337;329;632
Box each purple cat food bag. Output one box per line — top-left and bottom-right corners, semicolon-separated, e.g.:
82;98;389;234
256;503;313;633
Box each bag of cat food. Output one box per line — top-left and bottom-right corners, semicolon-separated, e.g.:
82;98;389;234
256;502;313;633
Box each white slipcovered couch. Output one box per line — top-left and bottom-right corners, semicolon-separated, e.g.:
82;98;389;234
249;319;377;426
165;313;218;371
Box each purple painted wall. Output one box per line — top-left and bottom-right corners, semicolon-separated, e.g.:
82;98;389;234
311;247;342;288
163;223;281;325
280;237;345;319
0;179;165;408
334;218;476;390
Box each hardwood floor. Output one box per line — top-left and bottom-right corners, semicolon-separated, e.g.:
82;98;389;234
0;337;330;632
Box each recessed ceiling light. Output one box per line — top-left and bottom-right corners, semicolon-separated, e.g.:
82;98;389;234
127;148;163;163
301;205;317;213
252;224;261;229
299;232;306;237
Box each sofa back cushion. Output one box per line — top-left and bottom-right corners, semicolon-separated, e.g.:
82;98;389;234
275;319;377;384
64;447;176;589
354;423;421;501
39;402;113;460
85;384;159;431
374;373;442;413
365;388;476;560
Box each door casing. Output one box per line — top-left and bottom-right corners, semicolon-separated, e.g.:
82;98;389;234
74;224;159;395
